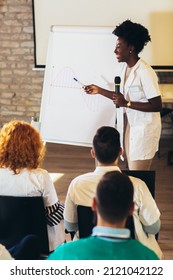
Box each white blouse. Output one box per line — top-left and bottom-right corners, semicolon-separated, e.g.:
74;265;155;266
0;167;65;251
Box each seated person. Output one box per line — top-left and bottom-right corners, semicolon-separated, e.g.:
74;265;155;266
64;126;163;259
47;171;159;260
0;235;41;260
0;120;65;252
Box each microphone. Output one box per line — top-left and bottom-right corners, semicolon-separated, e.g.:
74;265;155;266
114;76;121;108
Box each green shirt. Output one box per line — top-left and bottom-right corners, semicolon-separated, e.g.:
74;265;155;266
47;236;159;260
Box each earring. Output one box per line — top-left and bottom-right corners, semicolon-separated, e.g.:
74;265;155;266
130;50;132;54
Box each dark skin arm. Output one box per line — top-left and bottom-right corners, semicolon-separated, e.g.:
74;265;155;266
84;84;162;112
84;84;113;100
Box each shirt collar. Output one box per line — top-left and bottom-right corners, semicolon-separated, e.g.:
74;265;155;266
94;166;121;174
92;226;130;240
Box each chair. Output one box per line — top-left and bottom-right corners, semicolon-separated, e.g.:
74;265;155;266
77;205;135;239
0;196;49;255
161;108;173;123
77;205;96;238
122;170;155;198
77;170;157;240
158;107;173;159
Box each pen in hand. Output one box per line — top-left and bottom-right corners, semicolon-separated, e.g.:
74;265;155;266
73;77;85;88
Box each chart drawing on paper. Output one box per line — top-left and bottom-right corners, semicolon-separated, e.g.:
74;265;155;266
39;26;117;146
51;66;83;89
50;66;108;112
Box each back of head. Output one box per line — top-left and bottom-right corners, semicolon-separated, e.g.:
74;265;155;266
93;126;120;164
0;120;45;174
96;171;134;223
112;19;151;54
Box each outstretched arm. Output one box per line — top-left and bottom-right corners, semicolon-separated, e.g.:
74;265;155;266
84;85;162;112
84;84;114;100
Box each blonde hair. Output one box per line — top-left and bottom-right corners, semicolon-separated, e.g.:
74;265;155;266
0;120;45;174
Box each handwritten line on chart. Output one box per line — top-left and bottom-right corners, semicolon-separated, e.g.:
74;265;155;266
51;67;84;89
50;66;108;112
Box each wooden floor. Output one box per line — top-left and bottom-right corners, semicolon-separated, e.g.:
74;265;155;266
42;138;173;260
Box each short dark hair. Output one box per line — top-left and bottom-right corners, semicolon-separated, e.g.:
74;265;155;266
93;126;120;164
96;171;134;223
112;19;151;54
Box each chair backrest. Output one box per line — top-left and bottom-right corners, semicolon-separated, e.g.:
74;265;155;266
77;205;95;238
77;170;156;239
77;205;135;239
0;196;49;254
122;170;155;198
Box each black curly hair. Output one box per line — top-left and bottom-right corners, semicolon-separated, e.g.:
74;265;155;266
112;19;151;54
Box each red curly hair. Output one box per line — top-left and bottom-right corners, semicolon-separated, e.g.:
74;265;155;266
0;120;46;174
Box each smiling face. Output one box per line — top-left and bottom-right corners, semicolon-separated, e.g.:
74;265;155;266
114;37;132;63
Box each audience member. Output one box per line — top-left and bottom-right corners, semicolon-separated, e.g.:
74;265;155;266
9;234;41;260
0;235;41;260
64;126;163;259
0;120;65;252
48;171;159;260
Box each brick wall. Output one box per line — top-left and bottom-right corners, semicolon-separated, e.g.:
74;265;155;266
0;0;173;136
0;0;44;127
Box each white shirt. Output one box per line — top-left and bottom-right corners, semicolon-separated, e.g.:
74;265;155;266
0;167;65;251
116;59;161;161
64;165;163;259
